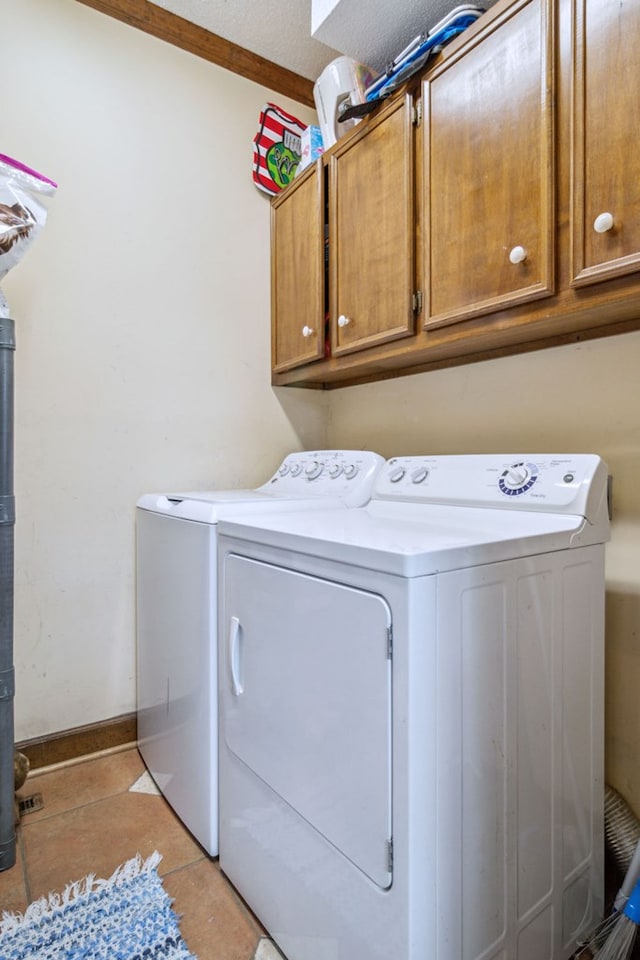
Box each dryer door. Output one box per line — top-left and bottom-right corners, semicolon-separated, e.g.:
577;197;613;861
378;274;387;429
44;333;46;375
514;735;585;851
222;554;393;889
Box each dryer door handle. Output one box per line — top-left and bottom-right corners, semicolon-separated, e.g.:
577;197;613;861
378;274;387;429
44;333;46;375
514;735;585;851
229;616;244;696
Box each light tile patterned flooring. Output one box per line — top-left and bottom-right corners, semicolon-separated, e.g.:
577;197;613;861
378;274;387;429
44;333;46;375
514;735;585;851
3;748;638;960
0;746;270;960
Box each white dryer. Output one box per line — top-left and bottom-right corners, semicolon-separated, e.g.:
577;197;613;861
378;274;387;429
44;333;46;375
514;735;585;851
135;449;383;856
217;454;610;960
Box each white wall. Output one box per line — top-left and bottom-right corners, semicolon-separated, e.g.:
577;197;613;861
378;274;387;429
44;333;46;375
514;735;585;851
4;0;327;740
327;331;640;813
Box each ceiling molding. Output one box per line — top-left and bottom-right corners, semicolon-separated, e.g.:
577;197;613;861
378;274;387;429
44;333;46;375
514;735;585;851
74;0;316;107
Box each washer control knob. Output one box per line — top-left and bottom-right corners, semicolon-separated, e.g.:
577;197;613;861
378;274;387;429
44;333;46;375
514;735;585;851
389;466;406;483
305;461;323;480
343;463;359;479
289;463;303;477
328;463;343;478
278;463;290;476
411;467;429;484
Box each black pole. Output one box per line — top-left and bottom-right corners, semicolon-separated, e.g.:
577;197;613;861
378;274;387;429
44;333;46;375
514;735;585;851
0;316;15;872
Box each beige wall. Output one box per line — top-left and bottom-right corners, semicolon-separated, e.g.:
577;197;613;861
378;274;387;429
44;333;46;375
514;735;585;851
5;0;638;821
4;0;327;741
327;331;640;814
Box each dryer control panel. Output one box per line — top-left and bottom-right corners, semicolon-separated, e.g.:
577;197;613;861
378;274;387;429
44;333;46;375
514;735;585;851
375;454;609;526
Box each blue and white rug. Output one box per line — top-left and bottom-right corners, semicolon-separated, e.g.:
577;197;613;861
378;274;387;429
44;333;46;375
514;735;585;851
0;851;196;960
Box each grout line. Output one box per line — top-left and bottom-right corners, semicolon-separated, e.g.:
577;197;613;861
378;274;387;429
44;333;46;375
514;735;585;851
18;784;168;828
16;826;32;906
152;852;209;880
19;794;119;828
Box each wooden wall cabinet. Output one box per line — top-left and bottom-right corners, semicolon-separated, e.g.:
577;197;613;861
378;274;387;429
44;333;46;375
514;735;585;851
271;162;325;373
271;0;640;389
271;92;417;374
329;92;416;355
423;0;555;327
570;0;640;287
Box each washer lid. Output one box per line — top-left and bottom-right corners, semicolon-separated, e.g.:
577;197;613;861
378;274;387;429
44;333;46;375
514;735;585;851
218;500;598;577
136;490;351;524
136;449;385;522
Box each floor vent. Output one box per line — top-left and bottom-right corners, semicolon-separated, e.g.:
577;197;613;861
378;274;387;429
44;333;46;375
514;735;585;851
18;792;44;816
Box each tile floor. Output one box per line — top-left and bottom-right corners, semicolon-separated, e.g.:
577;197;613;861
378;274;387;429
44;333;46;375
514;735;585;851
2;747;638;960
0;746;272;960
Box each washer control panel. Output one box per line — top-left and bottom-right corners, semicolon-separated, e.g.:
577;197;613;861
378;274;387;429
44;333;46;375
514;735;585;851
374;454;608;523
258;450;385;507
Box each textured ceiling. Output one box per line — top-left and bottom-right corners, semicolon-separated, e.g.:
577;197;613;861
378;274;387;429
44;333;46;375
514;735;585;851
147;0;341;81
147;0;496;82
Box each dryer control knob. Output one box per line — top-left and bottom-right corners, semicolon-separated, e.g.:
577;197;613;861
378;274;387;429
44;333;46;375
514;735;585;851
504;464;529;487
389;467;406;483
412;467;429;484
305;461;323;480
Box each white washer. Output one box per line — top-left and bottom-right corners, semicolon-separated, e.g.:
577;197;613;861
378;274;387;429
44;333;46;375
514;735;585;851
135;449;383;855
217;454;610;960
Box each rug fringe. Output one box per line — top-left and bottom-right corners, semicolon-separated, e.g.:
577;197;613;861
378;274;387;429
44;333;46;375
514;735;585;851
0;850;163;934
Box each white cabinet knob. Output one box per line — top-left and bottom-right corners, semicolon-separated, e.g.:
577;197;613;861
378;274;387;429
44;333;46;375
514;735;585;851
337;314;351;327
301;325;315;337
593;212;614;234
509;245;528;265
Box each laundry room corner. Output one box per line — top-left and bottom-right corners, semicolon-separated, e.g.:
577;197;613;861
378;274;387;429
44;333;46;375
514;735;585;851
2;0;326;747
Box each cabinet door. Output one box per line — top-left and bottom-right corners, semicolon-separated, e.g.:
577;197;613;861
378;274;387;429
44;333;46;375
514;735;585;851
571;0;640;286
329;94;416;356
271;162;325;373
423;0;555;328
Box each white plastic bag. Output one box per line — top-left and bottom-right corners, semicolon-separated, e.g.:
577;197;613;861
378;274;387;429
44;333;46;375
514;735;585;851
0;154;57;318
